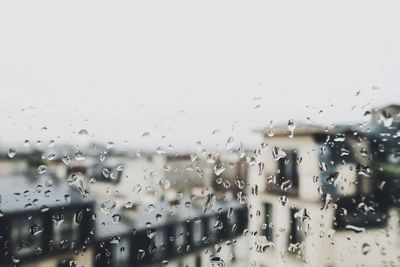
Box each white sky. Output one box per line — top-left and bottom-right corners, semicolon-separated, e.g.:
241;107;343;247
0;0;400;151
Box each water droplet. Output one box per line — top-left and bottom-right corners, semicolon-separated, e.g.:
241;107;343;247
280;180;292;192
145;204;155;214
37;165;47;174
176;192;184;200
137;249;146;261
64;194;71;202
321;194;333;210
225;136;235;150
251;184;258;195
67;172;83;184
205;154;215;164
62;155;71;166
185;201;192;208
345;224;365;233
272;147;286;161
356;165;371;177
190;153;198;162
24;140;30;147
116;164;124;171
59;260;76;267
327;172;339;185
258;162;264;176
279;195;288;206
211;129;220;135
294;208;310;222
159;179;171;190
360;148;369;158
106;141;114;149
288;119;296;138
210;257;225;267
78;180;89;198
99;151;107;162
45;179;53;188
29;224;43;237
100;199;116;215
378;181;386;191
334;134;346;142
110;236;120;244
340;148;350;156
74;151;86;161
223;180;231;189
235;179;245;190
319;162;327;172
156;146;166;154
41;205;50;212
203;193;216;213
195;141;204;153
78;129;89;135
380;111;393;127
48;153;56;160
52;213;65;226
102;168;110;179
11;257;20;264
167;144;174;150
196;167;204;177
214;220;224;230
214;163;226;176
8;148;16;158
363;110;371;118
112;214;121;223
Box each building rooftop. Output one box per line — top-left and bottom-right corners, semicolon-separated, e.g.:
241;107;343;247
0;174;93;215
255;122;368;138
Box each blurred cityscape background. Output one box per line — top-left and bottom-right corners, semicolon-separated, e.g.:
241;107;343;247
0;104;399;266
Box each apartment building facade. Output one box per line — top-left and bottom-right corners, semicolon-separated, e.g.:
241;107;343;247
248;124;400;267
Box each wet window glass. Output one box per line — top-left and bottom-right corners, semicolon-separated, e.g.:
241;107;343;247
1;1;400;267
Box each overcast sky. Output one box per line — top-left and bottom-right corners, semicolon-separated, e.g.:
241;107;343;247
1;0;400;151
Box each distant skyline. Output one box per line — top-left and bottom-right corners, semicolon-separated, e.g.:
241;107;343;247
1;0;400;151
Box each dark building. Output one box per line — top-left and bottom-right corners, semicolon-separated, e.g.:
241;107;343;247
0;174;95;266
93;198;247;267
368;104;400;206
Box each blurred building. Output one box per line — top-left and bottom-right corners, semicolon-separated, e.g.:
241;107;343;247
94;197;247;267
248;122;400;267
0;174;95;267
5;104;399;267
368;104;400;206
0;143;249;267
